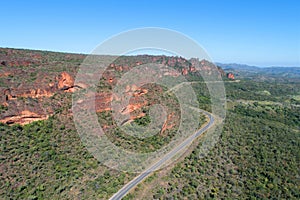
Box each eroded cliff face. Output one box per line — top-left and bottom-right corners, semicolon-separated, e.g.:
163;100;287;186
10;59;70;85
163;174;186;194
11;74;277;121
57;72;76;92
0;110;48;125
0;48;225;128
0;70;154;126
0;71;76;125
227;72;235;80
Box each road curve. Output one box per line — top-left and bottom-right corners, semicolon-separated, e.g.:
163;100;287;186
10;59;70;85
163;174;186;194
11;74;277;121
109;109;215;200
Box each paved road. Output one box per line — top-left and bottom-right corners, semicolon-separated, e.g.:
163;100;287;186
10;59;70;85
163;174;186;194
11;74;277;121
109;109;215;200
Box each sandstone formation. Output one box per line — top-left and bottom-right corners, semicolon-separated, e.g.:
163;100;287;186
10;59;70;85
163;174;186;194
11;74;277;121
227;72;235;80
0;48;226;128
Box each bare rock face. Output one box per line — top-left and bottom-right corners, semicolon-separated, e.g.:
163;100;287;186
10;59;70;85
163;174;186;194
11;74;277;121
0;48;228;127
0;97;50;125
0;110;48;125
57;72;75;92
6;87;55;100
0;71;81;125
0;71;10;77
227;72;235;80
181;68;188;75
160;113;176;134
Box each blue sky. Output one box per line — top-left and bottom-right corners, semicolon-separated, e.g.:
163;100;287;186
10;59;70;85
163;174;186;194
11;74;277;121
0;0;299;67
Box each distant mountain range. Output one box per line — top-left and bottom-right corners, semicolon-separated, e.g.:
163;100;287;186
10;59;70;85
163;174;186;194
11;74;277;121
216;62;300;80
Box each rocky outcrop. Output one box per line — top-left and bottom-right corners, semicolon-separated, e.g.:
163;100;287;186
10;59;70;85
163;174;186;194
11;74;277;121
0;47;227;127
0;71;78;125
227;72;235;80
57;72;75;92
0;71;11;78
181;68;188;75
2;71;78;101
0;110;48;125
5;87;55;100
160;112;176;134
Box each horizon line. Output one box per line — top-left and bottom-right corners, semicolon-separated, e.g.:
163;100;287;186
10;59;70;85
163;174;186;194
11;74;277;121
0;46;299;68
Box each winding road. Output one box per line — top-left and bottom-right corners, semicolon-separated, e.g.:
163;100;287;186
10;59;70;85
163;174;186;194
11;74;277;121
109;109;215;200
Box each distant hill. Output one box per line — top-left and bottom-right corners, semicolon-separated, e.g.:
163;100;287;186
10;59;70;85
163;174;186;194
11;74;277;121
215;63;260;71
216;62;300;81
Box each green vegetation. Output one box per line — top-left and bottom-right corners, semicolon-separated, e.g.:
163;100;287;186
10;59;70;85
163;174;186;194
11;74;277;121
134;79;300;199
0;104;8;113
134;114;151;126
0;115;134;199
0;48;299;199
